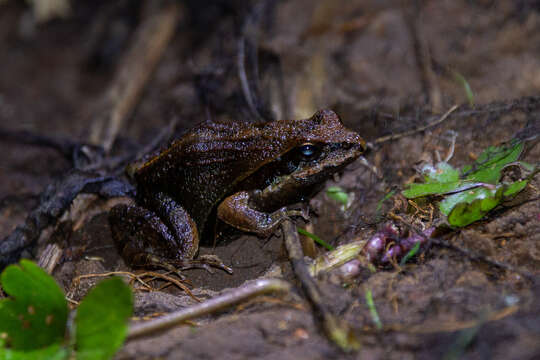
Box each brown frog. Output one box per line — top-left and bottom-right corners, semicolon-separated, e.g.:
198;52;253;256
109;109;365;272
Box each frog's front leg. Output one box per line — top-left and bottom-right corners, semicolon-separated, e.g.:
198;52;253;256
217;191;307;237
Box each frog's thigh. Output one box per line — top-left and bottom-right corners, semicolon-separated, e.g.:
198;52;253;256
143;192;199;259
109;204;182;267
217;191;288;237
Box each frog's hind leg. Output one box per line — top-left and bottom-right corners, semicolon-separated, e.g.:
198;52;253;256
143;192;232;274
109;194;232;274
109;203;184;270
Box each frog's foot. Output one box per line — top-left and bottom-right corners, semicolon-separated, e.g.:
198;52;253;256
286;203;310;221
174;254;233;274
141;254;232;279
141;254;189;280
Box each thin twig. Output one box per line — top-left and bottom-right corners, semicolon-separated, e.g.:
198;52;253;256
372;104;458;145
237;37;260;121
127;278;291;339
141;271;199;302
404;1;442;111
72;270;199;302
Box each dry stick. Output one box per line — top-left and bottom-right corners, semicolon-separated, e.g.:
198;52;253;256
237;37;261;121
140;271;199;302
37;244;63;274
89;2;180;152
127;278;291;339
404;1;442;112
281;219;360;351
371;104;458;146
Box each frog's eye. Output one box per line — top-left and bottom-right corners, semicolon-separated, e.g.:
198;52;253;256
298;143;320;161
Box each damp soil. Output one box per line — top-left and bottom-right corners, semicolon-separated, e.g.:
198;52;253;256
0;1;539;359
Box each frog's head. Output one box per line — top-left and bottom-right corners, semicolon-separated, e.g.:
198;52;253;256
286;109;365;183
256;110;366;204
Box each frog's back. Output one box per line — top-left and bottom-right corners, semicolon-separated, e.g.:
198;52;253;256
135;120;287;236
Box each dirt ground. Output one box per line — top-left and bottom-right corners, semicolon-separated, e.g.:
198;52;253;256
0;1;539;359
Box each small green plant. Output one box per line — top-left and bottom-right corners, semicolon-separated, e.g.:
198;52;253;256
326;186;350;209
0;260;133;360
298;228;334;250
365;289;382;330
403;140;537;227
399;241;421;266
453;71;475;106
375;190;396;220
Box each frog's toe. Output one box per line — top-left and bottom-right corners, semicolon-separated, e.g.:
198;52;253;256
286;204;310;221
174;255;233;274
198;254;233;274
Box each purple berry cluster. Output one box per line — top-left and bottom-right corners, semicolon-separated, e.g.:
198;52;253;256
364;223;435;264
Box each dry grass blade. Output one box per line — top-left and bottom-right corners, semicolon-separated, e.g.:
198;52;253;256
71;270;199;302
88;2;181;152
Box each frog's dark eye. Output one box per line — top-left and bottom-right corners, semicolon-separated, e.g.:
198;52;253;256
298;143;320;161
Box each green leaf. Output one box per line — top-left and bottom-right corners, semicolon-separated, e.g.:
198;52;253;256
447;187;503;227
75;277;133;360
403;181;466;198
464;141;523;184
0;344;67;360
298;228;334;251
326;186;349;207
403;163;465;198
424;162;460;183
400;241;421;266
502;180;528;197
0;260;68;350
440;186;495;215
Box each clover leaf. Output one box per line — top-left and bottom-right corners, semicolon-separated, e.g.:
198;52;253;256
75;277;133;360
0;260;68;350
0;261;133;360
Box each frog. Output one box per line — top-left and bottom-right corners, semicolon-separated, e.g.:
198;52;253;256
108;109;366;272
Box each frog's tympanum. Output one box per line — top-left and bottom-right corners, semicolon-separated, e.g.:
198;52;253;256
109;110;365;272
